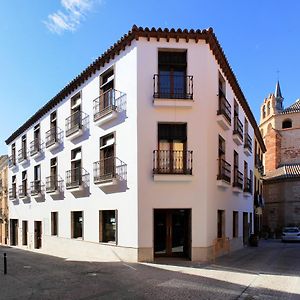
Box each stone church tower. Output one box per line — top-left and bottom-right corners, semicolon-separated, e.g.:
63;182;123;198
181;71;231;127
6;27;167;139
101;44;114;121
259;82;300;235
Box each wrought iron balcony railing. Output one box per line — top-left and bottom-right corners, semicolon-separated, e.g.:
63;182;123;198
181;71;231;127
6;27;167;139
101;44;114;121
217;158;231;183
9;187;17;200
244;133;252;152
233;168;243;189
153;150;193;175
217;89;231;124
65;111;89;137
30;138;41;156
233;116;243;140
18;148;27;163
93;157;127;184
8;155;16;168
93;89;123;121
65;167;89;189
46;176;64;193
153;74;193;100
30;180;42;196
244;177;252;194
19;184;27;198
255;155;264;175
45;127;62;148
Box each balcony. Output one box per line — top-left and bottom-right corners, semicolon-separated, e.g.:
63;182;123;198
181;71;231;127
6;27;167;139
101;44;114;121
66;168;88;191
153;150;193;181
255;155;264;176
153;74;193;107
233;116;243;145
30;139;43;159
233;168;243;193
94;157;127;187
217;89;231;130
243;177;252;196
45;176;63;194
9;187;17;200
18;148;28;164
30;180;43;197
45;127;63;151
244;133;252;156
65;111;89;140
8;155;17;169
18;184;28;199
217;158;231;187
93;89;124;126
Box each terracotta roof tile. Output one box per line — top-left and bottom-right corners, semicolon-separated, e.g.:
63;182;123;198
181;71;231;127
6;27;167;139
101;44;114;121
264;164;300;180
281;100;300;115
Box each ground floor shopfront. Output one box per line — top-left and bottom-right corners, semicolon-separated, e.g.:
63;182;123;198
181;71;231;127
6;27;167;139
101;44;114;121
8;207;252;262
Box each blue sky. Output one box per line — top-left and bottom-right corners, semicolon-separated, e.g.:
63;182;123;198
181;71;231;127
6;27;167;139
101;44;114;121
1;0;300;154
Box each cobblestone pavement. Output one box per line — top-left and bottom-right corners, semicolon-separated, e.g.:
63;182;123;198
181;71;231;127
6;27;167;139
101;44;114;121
0;240;300;299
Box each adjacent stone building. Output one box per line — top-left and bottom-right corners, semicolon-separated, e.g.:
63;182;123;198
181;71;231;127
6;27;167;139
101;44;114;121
259;82;300;236
0;155;8;244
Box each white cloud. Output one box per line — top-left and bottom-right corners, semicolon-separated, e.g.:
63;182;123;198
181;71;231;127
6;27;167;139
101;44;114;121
44;0;98;34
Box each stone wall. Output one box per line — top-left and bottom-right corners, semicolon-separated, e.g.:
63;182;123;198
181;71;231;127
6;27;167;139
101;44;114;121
263;179;300;235
280;128;300;164
264;128;281;173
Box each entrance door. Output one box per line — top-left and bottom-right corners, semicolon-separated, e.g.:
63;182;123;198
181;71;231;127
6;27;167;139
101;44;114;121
10;219;18;246
154;209;191;258
34;221;42;249
22;221;28;246
243;212;249;245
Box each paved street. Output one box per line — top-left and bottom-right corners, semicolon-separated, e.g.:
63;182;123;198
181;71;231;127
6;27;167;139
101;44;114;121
0;240;300;300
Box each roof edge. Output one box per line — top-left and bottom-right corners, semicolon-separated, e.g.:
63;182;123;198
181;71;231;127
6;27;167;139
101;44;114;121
6;25;265;152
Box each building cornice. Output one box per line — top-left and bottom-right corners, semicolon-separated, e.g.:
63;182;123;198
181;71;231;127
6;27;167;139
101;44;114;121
5;25;265;152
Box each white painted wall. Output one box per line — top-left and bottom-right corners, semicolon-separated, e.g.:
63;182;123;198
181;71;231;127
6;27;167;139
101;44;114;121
8;36;255;261
8;42;139;254
136;37;254;254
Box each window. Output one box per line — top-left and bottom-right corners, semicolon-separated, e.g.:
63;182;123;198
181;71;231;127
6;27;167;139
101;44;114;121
33;165;41;194
11;176;16;198
71;92;81;114
244;161;248;183
219;72;226;95
267;101;270;115
51;212;58;236
234;100;239;117
34;124;40;141
22;171;27;194
71;147;82;181
156;123;189;174
217;210;225;238
71;211;83;239
218;135;225;159
234;151;239;170
233;211;239;238
157;50;188;99
262;105;266;118
11;143;16;164
50;157;57;179
282;119;292;129
50;110;57;136
99;133;115;179
99;210;117;244
21;135;27;158
34;165;41;182
100;68;114;92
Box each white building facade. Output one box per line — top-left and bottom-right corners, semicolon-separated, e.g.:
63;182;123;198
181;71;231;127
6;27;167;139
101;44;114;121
6;26;264;262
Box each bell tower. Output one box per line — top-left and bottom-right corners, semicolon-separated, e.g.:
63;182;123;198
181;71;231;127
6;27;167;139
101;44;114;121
260;81;284;124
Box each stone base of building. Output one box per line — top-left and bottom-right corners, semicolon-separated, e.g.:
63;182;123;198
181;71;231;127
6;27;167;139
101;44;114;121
9;236;245;263
17;235;138;262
